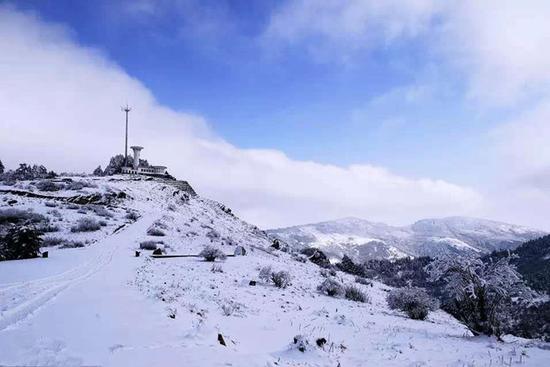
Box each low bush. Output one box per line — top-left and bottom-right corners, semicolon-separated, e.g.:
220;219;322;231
211;264;224;273
0;226;42;261
59;240;85;249
98;220;107;227
71;217;101;232
199;245;227;262
386;287;439;320
147;227;166;236
139;240;159;250
355;276;372;286
37;223;60;233
259;266;273;283
36;180;61;191
317;278;344;297
344;285;369;303
44;201;57;208
271;270;291;289
126;211;139;221
0;208;46;225
42;236;66;247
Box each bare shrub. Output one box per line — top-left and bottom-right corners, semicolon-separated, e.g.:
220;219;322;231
42;236;66;247
199;245;227;262
147;227;166;236
59;240;85;249
259;266;273;283
344;285;369;303
139;241;159;250
37;223;60;233
386;287;439;320
317;278;344;297
126;211;139;221
211;264;224;273
36;180;61;191
71;217;101;232
271;271;291;289
0;208;46;225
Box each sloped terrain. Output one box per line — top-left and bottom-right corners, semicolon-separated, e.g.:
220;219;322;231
268;216;545;262
0;177;549;366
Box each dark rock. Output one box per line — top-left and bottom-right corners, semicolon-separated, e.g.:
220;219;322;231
42;251;48;258
152;248;163;255
271;239;280;250
234;246;247;256
135;251;141;257
249;280;256;286
218;333;226;346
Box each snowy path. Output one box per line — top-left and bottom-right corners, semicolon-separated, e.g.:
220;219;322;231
0;214;190;366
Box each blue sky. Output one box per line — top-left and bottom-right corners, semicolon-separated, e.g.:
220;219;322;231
11;0;489;182
2;1;550;229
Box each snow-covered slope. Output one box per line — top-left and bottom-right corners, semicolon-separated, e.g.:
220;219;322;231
267;216;546;261
1;177;549;366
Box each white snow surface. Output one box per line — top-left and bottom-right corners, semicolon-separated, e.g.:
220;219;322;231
1;177;549;366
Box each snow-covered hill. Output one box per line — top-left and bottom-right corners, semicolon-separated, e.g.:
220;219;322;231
267;216;546;262
1;177;549;366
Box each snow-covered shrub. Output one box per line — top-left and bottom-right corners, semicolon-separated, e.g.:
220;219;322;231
37;223;60;233
211;264;224;273
206;229;220;241
320;268;337;278
355;276;372;286
317;278;344;297
44;201;57;208
140;241;159;250
291;253;308;263
66;204;79;210
301;247;331;267
0;208;46;225
221;302;238;316
427;256;530;338
271;270;291;289
71;217;101;232
59;240;85;249
291;335;309;353
0;226;42;261
259;266;273;283
48;209;62;218
42;236;66;247
77;209;87;214
98;220;107;227
147;227;166;236
126;211;139;221
344;285;369;303
35;180;61;191
387;287;439;320
199;245;227;262
90;206;113;218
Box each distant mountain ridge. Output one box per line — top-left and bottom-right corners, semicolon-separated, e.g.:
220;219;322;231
267;216;546;262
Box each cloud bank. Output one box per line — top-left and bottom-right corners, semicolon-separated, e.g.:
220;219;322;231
0;5;483;229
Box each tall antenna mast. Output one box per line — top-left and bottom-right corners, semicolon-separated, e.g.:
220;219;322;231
122;104;131;166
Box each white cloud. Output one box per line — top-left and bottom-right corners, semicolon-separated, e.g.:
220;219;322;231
0;5;483;228
265;0;550;105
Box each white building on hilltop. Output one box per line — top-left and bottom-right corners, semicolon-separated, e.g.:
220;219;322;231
121;146;168;176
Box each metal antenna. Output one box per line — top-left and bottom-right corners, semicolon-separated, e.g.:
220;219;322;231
121;104;131;167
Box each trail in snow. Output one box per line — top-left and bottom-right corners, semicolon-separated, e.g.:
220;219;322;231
0;215;154;331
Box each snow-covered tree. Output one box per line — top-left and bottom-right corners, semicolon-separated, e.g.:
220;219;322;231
0;159;4;174
0;225;42;261
427;256;532;339
92;165;103;176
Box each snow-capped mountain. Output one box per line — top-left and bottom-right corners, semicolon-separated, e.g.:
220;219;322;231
267;216;546;262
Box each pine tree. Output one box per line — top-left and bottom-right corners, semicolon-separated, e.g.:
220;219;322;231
92;165;103;176
0;226;43;261
0;159;4;174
